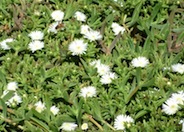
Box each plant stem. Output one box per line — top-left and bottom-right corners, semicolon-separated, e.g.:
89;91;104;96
136;67;141;85
0;106;15;115
107;32;121;55
102;120;115;131
2;117;24;130
85;114;103;131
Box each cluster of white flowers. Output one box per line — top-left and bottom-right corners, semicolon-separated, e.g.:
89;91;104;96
48;10;65;33
131;56;149;68
1;82;22;107
162;91;184;115
59;122;78;131
79;86;97;98
28;30;44;52
74;11;87;22
68;39;87;55
114;114;134;130
111;22;125;35
171;63;184;74
34;101;59;115
90;59;117;84
80;25;102;41
0;38;15;50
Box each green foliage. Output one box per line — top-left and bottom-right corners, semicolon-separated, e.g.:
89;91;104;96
0;0;184;131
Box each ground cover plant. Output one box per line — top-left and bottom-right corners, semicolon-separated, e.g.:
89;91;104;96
0;0;184;131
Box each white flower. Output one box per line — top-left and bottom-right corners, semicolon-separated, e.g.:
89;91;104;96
84;30;102;41
34;101;46;113
51;10;64;21
96;64;111;76
80;25;91;35
6;93;22;107
68;39;87;55
111;22;125;35
171;63;184;74
59;122;78;131
47;22;59;33
162;98;180;115
100;72;117;84
7;82;18;91
50;105;59;115
81;123;88;130
114;114;134;130
0;38;14;50
131;56;149;68
74;11;87;22
28;31;44;41
171;91;184;105
28;40;44;52
79;86;97;98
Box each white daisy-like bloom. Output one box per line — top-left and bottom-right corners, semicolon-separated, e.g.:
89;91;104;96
111;22;125;35
68;39;87;55
80;25;91;35
47;22;59;33
84;30;102;41
50;105;59;115
7;82;18;91
162;98;180;115
171;91;184;105
179;119;184;132
96;64;111;76
114;114;134;130
131;56;149;68
59;122;78;131
51;10;64;22
79;86;97;98
34;101;46;113
81;123;88;130
74;11;87;22
100;72;117;84
28;31;44;41
28;40;44;53
0;38;14;50
171;63;184;74
6;93;22;107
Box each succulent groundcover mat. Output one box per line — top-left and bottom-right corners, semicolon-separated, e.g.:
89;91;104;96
0;0;184;131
